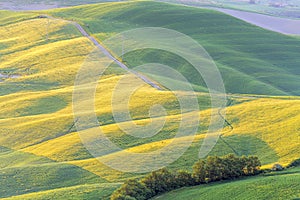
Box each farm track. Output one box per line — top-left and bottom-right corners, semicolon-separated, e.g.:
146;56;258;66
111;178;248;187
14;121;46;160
218;98;240;155
44;15;163;90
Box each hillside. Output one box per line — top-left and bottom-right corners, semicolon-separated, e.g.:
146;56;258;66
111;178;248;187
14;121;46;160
155;167;300;200
49;1;300;96
0;1;299;199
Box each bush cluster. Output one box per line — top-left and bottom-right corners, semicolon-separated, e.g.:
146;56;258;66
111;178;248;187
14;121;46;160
111;154;261;200
192;154;261;183
288;158;300;168
110;168;189;200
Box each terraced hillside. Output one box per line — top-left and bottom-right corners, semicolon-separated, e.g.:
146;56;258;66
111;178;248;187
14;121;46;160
0;1;299;199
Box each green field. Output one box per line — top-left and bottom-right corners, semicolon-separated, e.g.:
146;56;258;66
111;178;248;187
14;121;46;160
49;1;300;96
0;1;299;199
155;167;300;200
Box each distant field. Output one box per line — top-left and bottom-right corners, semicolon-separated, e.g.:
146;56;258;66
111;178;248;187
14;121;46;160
155;167;300;200
2;0;300;18
0;0;124;10
214;8;300;35
158;0;300;19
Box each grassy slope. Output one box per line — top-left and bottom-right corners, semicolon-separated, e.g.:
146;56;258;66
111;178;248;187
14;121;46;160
49;1;300;96
0;146;108;198
3;183;120;200
0;11;111;199
0;2;299;199
155;167;300;200
0;11;37;25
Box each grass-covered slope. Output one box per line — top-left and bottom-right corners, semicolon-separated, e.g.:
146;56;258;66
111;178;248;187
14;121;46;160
0;11;113;199
49;1;300;96
0;10;37;25
3;183;120;200
155;167;300;200
0;146;108;198
0;2;299;199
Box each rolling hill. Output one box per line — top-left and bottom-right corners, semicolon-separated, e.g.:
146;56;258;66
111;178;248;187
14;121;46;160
155;167;300;200
0;1;299;199
49;1;300;96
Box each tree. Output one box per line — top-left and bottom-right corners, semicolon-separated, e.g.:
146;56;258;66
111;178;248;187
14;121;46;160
141;168;176;195
192;154;261;183
224;154;244;178
175;170;195;187
205;156;221;182
111;155;262;200
288;158;300;167
247;156;261;175
111;179;151;200
272;163;284;171
111;194;136;200
192;159;207;183
240;155;261;175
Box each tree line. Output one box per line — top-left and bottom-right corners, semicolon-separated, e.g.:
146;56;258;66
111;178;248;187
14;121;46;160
111;154;261;200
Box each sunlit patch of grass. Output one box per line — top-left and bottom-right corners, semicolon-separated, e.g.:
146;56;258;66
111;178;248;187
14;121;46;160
225;98;300;166
3;183;121;200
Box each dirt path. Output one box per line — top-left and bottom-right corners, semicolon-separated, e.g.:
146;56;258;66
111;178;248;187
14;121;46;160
72;22;163;90
76;25;163;90
41;15;163;90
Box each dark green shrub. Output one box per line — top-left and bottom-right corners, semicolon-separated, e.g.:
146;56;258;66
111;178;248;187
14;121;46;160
242;156;261;175
272;163;284;171
175;170;195;187
111;155;262;200
192;159;206;183
224;154;244;178
192;154;261;184
111;179;151;200
288;158;300;167
111;194;136;200
141;168;176;195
